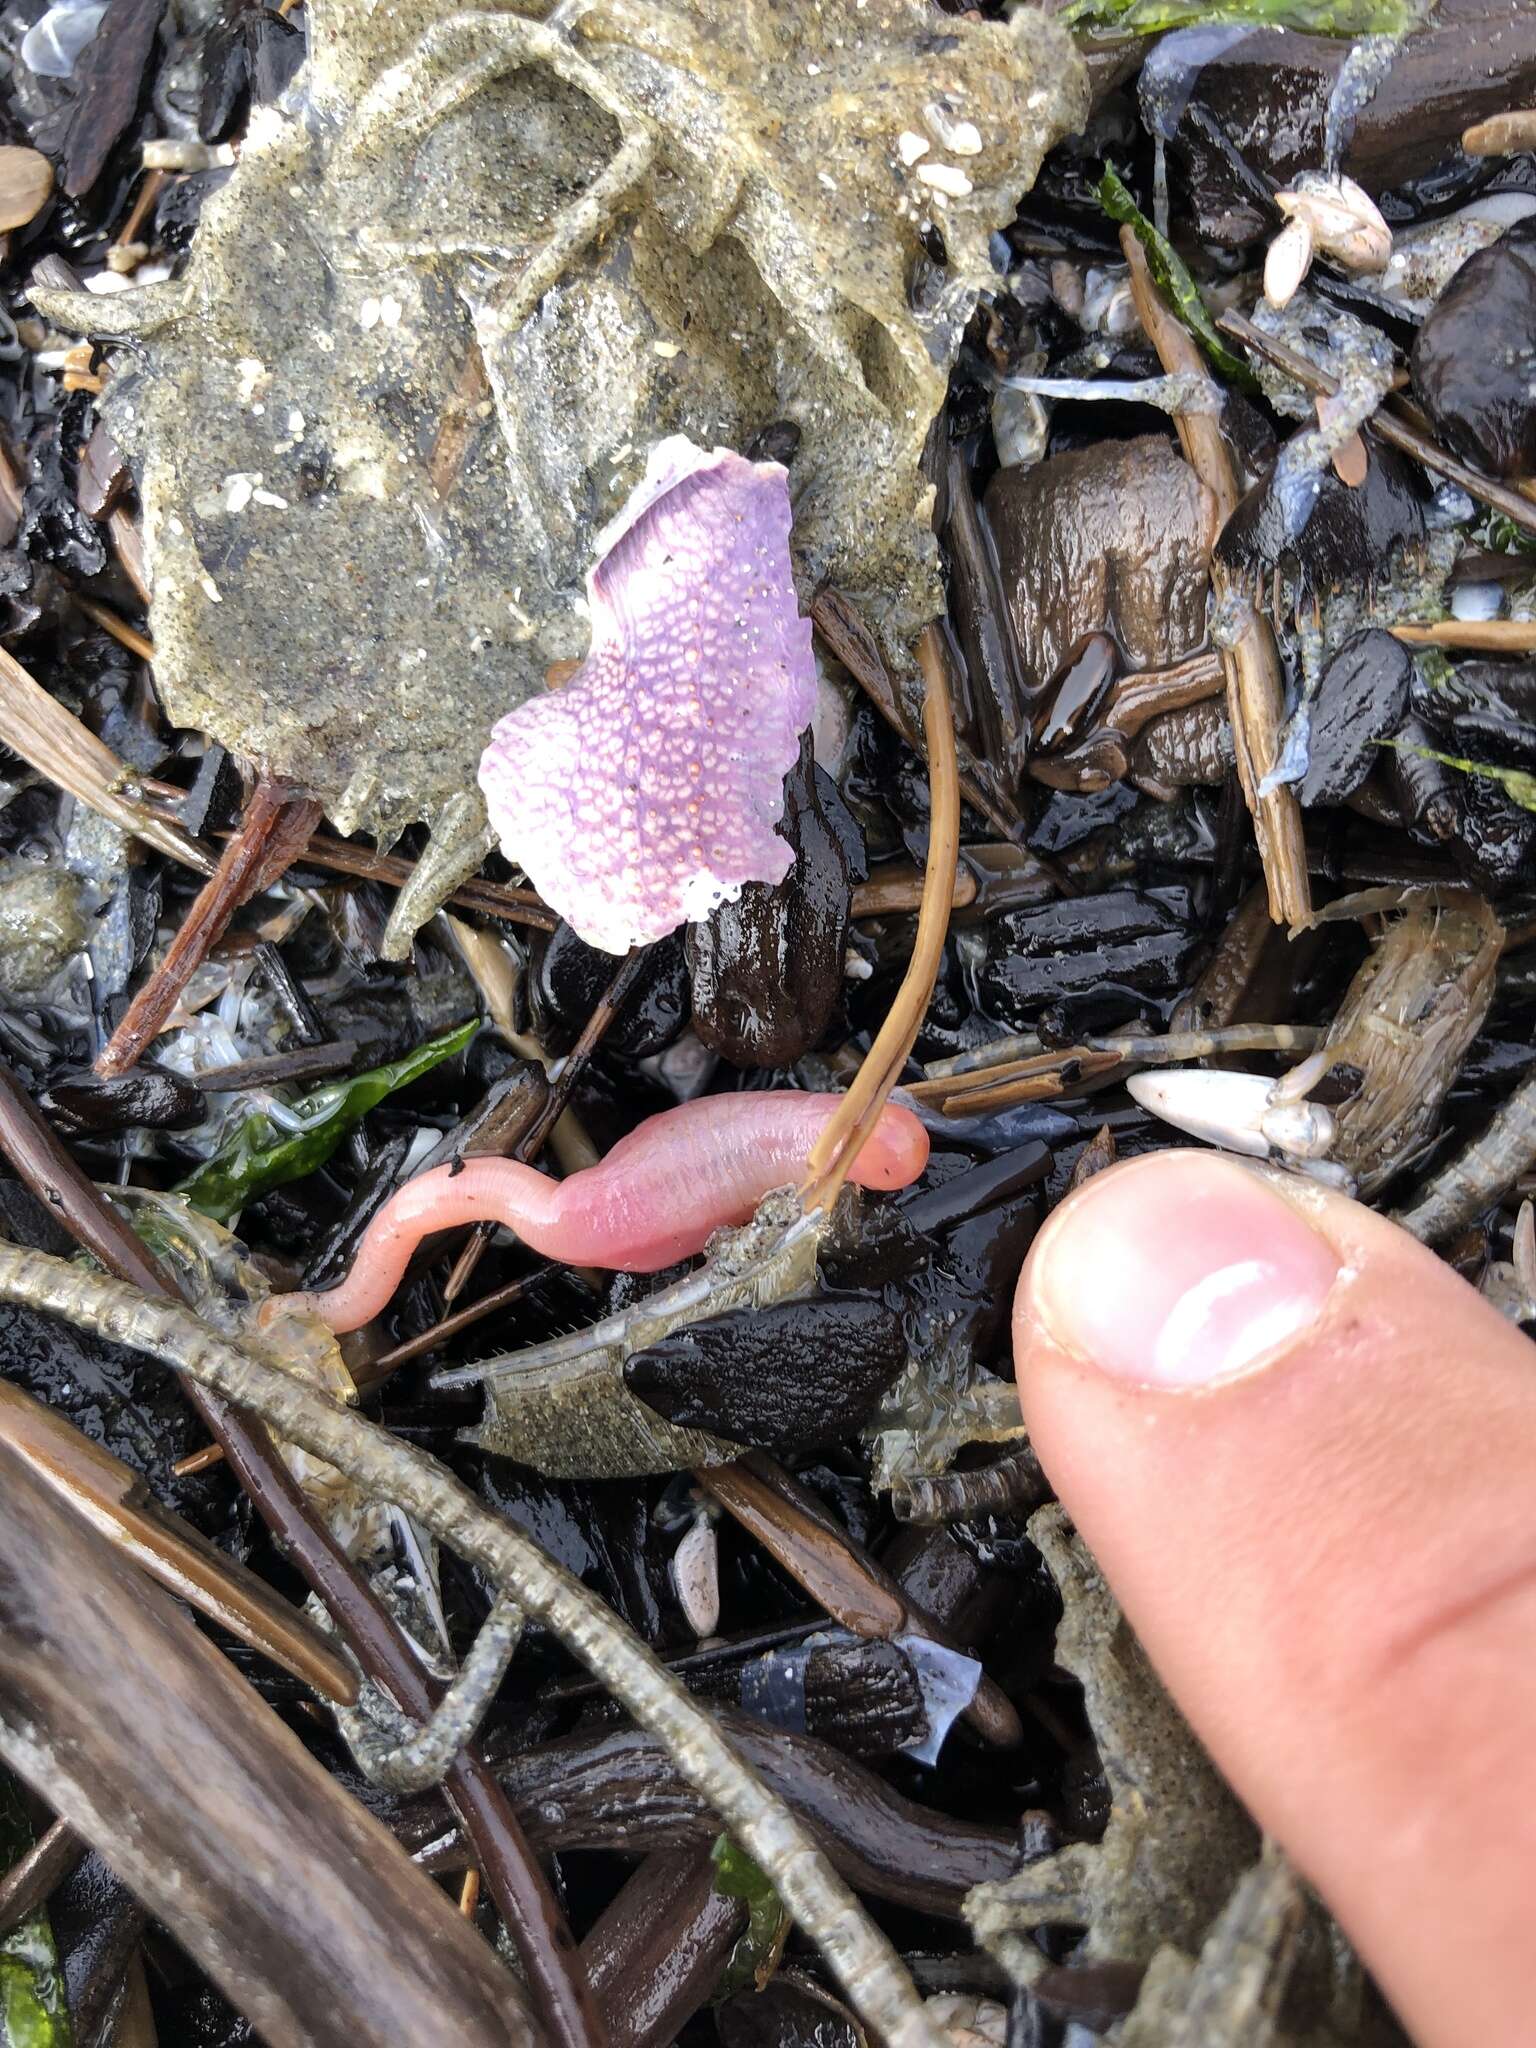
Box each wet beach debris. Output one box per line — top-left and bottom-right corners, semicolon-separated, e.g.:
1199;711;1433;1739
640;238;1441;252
3;0;1536;2038
1410;214;1536;478
27;0;1086;955
177;1019;476;1221
1061;0;1421;30
967;1507;1259;1987
1132;889;1504;1197
0;1237;958;2048
1263;172;1391;310
478;438;816;956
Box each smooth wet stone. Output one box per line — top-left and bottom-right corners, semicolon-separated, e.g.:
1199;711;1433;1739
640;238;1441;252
1412;214;1536;478
985;438;1216;696
1298;629;1412;807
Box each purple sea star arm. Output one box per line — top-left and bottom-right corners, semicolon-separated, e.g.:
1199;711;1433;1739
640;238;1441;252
478;436;817;955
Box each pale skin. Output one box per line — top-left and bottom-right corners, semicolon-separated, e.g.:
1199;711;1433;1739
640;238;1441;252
1013;1149;1536;2048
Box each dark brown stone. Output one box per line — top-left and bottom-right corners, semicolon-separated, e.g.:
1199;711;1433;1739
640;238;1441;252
985;437;1216;696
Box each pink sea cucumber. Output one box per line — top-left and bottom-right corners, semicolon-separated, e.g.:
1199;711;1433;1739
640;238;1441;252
277;1093;929;1335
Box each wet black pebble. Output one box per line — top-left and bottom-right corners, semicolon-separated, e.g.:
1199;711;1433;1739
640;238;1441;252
531;923;689;1059
1216;441;1424;599
1412;215;1536;479
687;741;864;1067
1299;629;1412;807
624;1294;906;1453
971;887;1196;1031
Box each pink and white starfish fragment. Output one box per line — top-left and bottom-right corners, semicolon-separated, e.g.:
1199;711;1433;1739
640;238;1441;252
478;436;817;955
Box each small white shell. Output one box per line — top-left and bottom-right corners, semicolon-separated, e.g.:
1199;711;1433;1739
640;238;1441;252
924;103;984;156
1127;1067;1337;1165
915;162;974;199
1277;173;1391;273
671;1515;720;1639
1263;217;1315;309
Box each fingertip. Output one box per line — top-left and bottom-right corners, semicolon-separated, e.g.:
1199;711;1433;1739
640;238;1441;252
1014;1151;1341;1394
1009;1147;1536;2048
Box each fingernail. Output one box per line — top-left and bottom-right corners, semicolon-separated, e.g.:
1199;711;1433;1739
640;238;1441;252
1029;1154;1340;1389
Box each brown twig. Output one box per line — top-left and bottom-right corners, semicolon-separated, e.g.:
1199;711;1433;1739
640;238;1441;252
0;645;211;874
188;1039;359;1093
108;507;150;604
810;590;1027;845
0;1243;949;2048
1122;231;1310;927
0;1441;531;2048
1389;619;1536;652
0;1061;597;2048
114;166;164;247
0;1374;354;1701
289;829;559;932
357;1267;552;1385
584;1848;747;2048
73;593;153;662
852;863;978;920
804;625;961;1207
0;1817;83;1940
98;780;323;1076
1216;308;1536;542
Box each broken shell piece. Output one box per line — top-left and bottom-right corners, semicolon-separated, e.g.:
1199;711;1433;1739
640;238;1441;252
1263;217;1315;310
0;146;53;231
478;436;816;956
924;103;984;157
1277;173;1392;273
1127;1068;1338;1171
1266;172;1391;309
915;162;974;199
671;1513;720;1638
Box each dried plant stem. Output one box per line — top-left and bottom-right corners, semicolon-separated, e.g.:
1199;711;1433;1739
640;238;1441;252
891;1445;1050;1526
697;1454;1020;1747
73;593;154;662
1120;231;1310;927
1392;1068;1536;1244
811;589;1025;845
804;624;960;1205
0;1818;82;1940
1390;620;1536;653
290;830;559;933
852;864;978;920
0;645;211;874
98;780;323;1076
0;1243;947;2048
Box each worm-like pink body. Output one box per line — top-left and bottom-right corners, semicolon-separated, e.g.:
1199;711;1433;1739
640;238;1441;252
280;1093;929;1335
